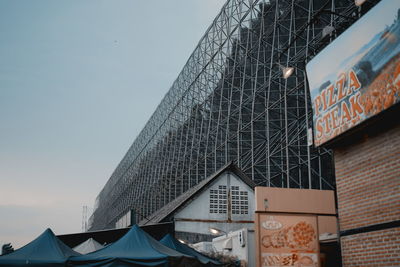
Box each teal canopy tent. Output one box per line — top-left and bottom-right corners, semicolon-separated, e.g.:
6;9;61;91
0;228;80;267
67;225;201;267
159;234;223;267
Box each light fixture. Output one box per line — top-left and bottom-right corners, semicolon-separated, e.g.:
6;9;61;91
264;199;269;209
209;227;227;236
277;63;294;79
354;0;366;6
177;238;187;244
283;67;294;79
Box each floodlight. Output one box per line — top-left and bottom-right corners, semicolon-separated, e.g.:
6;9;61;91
276;63;294;79
209;227;227;236
354;0;366;6
177;238;187;244
282;66;294;79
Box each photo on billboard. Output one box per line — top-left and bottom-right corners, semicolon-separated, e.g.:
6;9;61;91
306;1;400;146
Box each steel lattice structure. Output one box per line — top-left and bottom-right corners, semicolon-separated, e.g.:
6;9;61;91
89;0;380;230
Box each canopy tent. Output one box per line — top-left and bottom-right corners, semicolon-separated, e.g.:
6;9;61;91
160;234;223;267
73;238;104;254
67;225;201;267
0;228;80;267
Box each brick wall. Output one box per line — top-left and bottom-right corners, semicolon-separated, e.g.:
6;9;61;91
341;228;400;266
334;123;400;266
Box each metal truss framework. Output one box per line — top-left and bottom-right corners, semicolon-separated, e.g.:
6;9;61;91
89;0;380;230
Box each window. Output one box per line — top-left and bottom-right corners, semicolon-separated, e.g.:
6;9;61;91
209;185;227;214
231;186;248;215
209;184;249;215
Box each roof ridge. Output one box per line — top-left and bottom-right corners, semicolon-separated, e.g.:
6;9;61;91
139;162;254;225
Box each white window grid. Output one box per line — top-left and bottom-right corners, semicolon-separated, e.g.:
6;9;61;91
209;185;227;214
210;185;249;215
231;186;248;215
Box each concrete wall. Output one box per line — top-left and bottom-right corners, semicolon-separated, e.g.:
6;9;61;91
255;187;338;237
254;187;337;267
255;187;336;215
334;123;400;266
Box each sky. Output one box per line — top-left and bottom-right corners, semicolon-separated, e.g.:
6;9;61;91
0;0;226;249
307;0;400;90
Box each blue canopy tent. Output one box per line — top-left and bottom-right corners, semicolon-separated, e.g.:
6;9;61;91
67;225;201;267
0;228;80;267
159;234;223;267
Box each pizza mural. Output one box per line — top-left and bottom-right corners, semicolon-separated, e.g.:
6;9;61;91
259;214;319;267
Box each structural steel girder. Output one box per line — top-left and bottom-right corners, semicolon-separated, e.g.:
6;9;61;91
89;0;380;230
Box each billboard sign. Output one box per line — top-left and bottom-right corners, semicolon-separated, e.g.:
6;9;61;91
306;1;400;146
258;214;319;267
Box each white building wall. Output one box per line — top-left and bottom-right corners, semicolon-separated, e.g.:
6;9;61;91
230;175;255;222
175;172;230;221
212;228;255;267
191;241;213;254
174;171;255;236
175;221;254;236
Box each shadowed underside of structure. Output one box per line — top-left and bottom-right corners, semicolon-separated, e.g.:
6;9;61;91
89;0;380;230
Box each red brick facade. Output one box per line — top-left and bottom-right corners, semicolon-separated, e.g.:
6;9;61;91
341;227;400;266
334;123;400;265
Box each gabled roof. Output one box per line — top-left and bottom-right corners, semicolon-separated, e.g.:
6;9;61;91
139;162;255;226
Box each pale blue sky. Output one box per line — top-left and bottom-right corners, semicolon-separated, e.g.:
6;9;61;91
0;0;225;248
